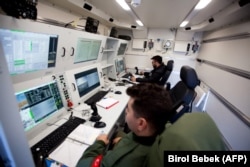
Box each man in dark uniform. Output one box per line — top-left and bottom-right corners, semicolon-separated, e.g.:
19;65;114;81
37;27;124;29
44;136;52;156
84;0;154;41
76;83;174;167
130;55;166;84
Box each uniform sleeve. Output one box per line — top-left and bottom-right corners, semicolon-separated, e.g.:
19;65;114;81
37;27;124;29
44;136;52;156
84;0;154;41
76;140;106;167
136;70;163;83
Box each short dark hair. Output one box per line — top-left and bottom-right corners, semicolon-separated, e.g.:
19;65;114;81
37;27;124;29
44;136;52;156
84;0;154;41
126;83;174;134
151;55;162;64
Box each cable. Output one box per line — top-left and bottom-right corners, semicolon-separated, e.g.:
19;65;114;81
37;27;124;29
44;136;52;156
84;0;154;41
64;17;86;28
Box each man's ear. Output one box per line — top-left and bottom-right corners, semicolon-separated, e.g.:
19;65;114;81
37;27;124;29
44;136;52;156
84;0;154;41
137;118;147;132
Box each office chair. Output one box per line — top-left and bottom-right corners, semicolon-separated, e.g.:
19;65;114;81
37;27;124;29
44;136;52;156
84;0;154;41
158;60;174;86
169;65;200;122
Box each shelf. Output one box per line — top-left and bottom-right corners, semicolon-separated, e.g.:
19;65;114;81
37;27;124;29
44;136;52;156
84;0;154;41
103;49;116;52
101;64;113;69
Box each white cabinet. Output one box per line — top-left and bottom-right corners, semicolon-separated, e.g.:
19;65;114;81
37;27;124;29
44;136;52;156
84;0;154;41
101;37;119;79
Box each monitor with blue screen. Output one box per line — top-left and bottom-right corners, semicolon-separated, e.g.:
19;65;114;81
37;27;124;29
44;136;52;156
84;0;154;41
0;28;58;75
15;80;63;132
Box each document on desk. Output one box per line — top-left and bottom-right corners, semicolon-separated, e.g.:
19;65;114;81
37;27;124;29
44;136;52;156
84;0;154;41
49;124;102;167
96;97;119;109
49;138;88;167
67;124;102;145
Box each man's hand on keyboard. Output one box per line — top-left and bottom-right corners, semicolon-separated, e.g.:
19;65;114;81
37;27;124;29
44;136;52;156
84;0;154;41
130;75;136;82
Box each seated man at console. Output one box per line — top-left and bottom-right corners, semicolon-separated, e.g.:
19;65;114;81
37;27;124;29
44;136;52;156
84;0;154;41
130;55;166;84
76;83;174;167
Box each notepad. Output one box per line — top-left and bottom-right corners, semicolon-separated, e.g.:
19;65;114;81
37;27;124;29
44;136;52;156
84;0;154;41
48;139;88;167
67;124;102;145
96;97;119;109
49;124;102;167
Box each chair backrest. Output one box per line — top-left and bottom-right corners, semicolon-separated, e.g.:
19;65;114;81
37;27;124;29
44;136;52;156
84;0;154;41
169;65;200;120
158;60;174;86
146;112;227;167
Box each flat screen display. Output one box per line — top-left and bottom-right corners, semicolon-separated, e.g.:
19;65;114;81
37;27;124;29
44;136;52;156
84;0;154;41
15;81;63;131
74;68;100;97
74;38;102;63
115;58;126;75
0;28;58;75
117;43;127;55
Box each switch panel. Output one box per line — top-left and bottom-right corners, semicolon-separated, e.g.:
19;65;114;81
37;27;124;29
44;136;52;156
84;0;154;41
56;74;73;109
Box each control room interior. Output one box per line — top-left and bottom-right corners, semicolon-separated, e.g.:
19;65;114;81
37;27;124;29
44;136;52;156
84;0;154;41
0;0;250;166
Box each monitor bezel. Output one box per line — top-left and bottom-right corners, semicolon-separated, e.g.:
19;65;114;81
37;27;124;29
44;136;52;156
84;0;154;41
74;68;101;98
14;78;67;143
0;28;59;75
64;64;103;107
115;57;126;75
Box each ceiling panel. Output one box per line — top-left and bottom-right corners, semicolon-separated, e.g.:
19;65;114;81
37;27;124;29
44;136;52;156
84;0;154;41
45;0;250;31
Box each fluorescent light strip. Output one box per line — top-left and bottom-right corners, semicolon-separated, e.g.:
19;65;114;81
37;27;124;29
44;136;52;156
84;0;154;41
195;0;212;10
136;20;143;26
180;21;189;27
116;0;130;11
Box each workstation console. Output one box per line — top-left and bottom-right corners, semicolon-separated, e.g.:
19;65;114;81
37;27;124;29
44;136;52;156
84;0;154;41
0;15;131;166
13;64;129;166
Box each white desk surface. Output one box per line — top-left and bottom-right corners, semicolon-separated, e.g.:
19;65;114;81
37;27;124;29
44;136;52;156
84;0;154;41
29;82;130;147
73;84;129;134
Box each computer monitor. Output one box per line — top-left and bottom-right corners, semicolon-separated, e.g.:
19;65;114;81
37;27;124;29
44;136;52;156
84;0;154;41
74;68;100;98
115;58;126;75
74;38;102;63
15;80;64;132
0;28;58;75
117;43;127;55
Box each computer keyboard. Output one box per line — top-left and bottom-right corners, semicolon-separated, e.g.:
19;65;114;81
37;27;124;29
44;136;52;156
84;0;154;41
84;90;109;105
122;72;132;78
31;117;86;165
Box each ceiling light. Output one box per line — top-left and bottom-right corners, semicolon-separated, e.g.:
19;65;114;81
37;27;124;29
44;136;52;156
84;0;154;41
180;21;189;27
131;0;141;7
195;0;212;10
116;0;130;11
136;20;143;26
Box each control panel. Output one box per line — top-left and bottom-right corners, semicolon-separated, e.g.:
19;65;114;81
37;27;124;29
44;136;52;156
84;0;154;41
55;74;73;109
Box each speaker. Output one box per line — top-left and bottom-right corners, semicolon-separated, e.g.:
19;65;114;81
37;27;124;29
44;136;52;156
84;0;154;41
110;27;117;38
85;17;99;33
118;35;131;41
83;3;92;11
208;18;214;23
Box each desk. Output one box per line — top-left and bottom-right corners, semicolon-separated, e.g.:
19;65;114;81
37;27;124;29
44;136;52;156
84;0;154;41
73;84;129;134
31;82;130;167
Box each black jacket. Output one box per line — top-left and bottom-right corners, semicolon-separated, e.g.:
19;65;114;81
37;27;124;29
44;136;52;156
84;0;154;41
136;64;166;84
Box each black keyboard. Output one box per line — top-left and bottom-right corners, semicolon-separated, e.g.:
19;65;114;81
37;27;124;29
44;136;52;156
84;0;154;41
84;90;109;105
122;72;132;78
31;117;85;165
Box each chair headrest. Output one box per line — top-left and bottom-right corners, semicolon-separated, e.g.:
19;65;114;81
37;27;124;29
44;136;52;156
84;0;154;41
180;66;199;89
166;60;174;71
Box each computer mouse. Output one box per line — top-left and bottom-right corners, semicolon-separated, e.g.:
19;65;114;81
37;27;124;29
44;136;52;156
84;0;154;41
94;121;106;128
114;91;122;94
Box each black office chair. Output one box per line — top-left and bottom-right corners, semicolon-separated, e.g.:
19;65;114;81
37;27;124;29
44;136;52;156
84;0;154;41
158;60;174;86
169;65;200;122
